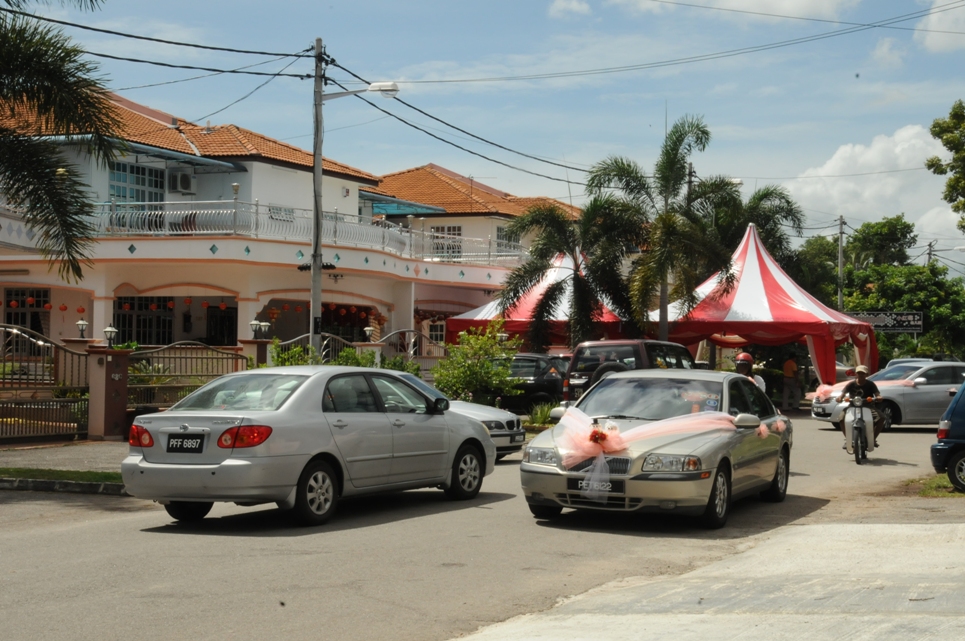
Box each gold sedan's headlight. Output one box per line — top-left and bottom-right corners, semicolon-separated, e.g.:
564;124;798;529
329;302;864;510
523;446;559;466
642;454;701;472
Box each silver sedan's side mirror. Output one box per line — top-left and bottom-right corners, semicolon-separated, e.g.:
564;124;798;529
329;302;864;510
433;397;450;413
733;413;762;429
914;377;927;386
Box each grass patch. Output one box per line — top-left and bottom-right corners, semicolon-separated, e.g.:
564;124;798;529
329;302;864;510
904;474;965;498
0;467;122;484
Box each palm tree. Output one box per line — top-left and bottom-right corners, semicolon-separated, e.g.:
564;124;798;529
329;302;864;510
497;195;646;352
1;1;122;282
711;184;805;262
586;115;739;340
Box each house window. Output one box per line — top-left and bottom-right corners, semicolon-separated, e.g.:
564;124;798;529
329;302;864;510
4;289;50;351
430;225;462;258
496;226;519;253
109;162;165;204
268;204;295;222
428;323;445;344
114;296;174;346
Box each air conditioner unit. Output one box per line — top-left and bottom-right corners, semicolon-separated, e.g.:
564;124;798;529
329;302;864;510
168;171;195;194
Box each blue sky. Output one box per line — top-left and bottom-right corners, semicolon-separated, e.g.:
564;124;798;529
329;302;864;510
33;0;965;269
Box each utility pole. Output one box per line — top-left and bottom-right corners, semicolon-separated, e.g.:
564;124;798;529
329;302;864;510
927;240;936;264
310;37;326;353
837;215;845;311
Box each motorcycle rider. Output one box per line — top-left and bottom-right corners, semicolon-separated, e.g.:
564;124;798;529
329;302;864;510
735;352;766;393
835;364;883;447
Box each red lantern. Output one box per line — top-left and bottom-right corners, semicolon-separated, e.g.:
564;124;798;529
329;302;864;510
122;303;131;311
219;302;227;310
328;303;336;310
282;304;290;312
349;306;356;313
184;297;192;305
43;303;52;310
201;301;209;309
359;312;367;319
149;303;158;311
26;297;35;306
267;307;280;322
339;308;346;316
167;301;175;309
76;306;85;314
59;304;68;312
295;305;303;313
9;300;18;308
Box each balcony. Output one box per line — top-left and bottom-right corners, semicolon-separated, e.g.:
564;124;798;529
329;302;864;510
76;200;526;267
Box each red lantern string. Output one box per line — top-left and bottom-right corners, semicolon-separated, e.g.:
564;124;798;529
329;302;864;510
295;305;303;313
201;301;209;309
43;303;52;310
282;304;290;312
59;304;68;312
219;302;227;310
149;303;158;311
167;301;175;309
123;303;131;311
26;297;35;306
184;297;192;305
359;312;367;319
339;308;346;316
76;306;85;314
349;306;356;313
328;303;336;310
9;300;18;308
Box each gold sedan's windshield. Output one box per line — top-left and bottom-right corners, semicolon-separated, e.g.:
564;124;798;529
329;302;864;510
577;377;724;421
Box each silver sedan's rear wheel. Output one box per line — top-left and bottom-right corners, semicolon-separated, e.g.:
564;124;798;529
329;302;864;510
293;460;338;526
444;444;483;500
164;501;212;522
701;467;730;529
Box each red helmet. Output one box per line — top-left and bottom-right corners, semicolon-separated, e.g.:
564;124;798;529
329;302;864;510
735;352;754;364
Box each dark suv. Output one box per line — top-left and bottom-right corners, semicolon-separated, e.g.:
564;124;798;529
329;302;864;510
932;383;965;491
499;353;568;413
563;339;696;401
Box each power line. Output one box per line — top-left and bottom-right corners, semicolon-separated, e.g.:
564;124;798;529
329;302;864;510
195;56;302;122
0;7;314;58
641;0;965;36
86;51;312;79
328;79;585;187
331;61;589;173
376;2;965;85
114;56;292;91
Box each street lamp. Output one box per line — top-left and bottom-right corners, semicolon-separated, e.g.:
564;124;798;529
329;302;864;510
249;319;262;339
103;325;118;349
75;318;88;339
310;36;399;352
259;321;270;337
363;326;375;342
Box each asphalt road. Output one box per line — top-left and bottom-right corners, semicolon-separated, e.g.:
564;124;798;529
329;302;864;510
0;414;960;641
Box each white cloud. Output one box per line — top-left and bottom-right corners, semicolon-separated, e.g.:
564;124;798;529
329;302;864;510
871;37;905;68
549;0;592;18
787;125;962;266
915;0;965;52
607;0;861;19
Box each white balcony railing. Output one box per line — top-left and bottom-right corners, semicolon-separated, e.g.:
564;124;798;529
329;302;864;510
0;201;527;267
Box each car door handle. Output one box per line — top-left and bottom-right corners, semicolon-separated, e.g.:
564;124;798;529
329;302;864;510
391;419;406;427
332;420;348;429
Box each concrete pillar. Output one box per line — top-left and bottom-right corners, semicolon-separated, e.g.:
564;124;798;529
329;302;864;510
91;296;114;344
391;281;415;334
86;346;130;441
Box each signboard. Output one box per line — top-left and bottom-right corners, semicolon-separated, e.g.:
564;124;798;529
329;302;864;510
846;311;923;333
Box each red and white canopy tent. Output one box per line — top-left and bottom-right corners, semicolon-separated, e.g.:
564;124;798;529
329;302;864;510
663;224;878;385
445;254;625;346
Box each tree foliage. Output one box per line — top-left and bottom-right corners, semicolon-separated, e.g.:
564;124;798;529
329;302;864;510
925;99;965;229
586;115;739;340
845;214;917;266
431;320;522;405
784;236;838;307
712;184;804;262
1;1;122;282
499;195;646;351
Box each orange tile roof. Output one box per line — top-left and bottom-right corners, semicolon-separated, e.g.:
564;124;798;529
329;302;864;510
378;164;578;218
1;94;379;184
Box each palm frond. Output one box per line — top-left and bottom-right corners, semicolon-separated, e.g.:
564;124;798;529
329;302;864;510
497;257;555;314
568;274;600;348
528;279;567;353
654;115;710;204
585;156;658;212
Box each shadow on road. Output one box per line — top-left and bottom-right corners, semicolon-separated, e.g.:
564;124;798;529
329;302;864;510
139;489;517;537
532;492;830;539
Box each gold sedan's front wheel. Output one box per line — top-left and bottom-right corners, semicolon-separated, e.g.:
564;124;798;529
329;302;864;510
701;466;730;529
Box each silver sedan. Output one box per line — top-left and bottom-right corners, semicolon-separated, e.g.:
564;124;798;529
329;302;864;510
520;370;793;528
122;366;496;525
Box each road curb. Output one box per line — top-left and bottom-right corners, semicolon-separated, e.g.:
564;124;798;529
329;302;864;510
0;477;128;496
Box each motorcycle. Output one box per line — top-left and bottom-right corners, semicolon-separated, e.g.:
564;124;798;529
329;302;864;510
842;396;876;464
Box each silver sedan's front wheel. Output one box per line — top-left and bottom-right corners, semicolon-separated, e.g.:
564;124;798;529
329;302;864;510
445;444;483;500
293;460;339;526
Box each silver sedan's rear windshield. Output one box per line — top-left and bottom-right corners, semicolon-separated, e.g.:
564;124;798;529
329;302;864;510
577;377;724;421
173;373;308;411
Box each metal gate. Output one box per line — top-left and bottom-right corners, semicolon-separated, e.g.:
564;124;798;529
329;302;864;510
128;341;248;408
379;330;448;381
0;324;89;440
270;333;356;365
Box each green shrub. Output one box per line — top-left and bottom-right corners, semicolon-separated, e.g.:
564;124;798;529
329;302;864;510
431;320;522;406
527;402;556;426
